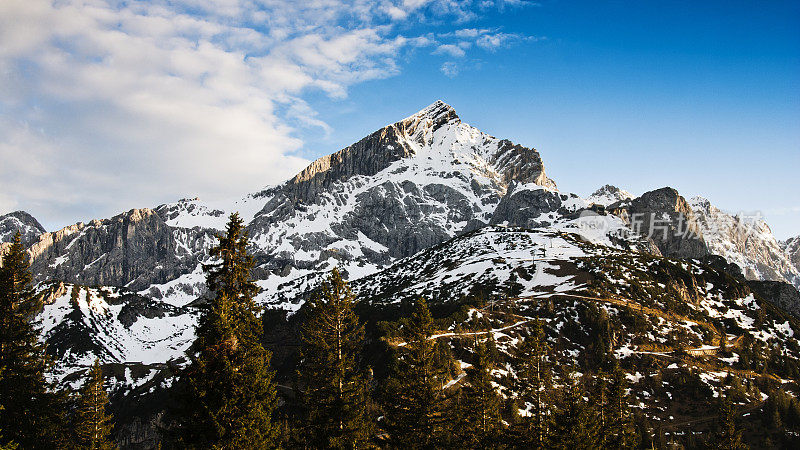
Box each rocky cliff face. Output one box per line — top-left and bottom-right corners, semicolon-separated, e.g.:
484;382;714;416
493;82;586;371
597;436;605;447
0;210;46;245
748;280;800;319
690;197;800;289
279;101;554;205
609;187;709;259
784;236;800;274
25;209;193;291
241;100;558;296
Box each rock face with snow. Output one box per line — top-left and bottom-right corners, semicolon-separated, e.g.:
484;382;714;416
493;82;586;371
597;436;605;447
609;187;709;259
586;184;633;207
241;100;557;288
25;209;193;291
0;210;46;245
154;198;227;230
37;282;196;370
690;197;800;290
488;184;586;228
784;236;800;274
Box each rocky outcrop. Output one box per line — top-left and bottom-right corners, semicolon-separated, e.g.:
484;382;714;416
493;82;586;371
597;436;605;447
26;209;191;291
748;280;800;319
154;198;226;229
586;185;633;207
273;100;554;207
0;210;46;245
610;187;709;259
490;185;565;227
691;197;800;289
283;124;416;204
784;236;800;274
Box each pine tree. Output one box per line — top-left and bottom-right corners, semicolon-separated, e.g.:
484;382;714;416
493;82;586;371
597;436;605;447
604;366;638;449
590;371;609;440
383;297;449;448
73;359;115;449
171;214;278;448
710;394;747;449
297;268;370;449
0;368;17;450
0;233;67;448
550;373;598;450
510;319;553;449
458;339;502;448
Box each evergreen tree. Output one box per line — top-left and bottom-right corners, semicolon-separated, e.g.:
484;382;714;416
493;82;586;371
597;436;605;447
510;319;553;449
604;366;638;449
0;233;67;448
383;298;449;448
297;268;370;449
710;394;747;450
458;340;502;448
0;368;16;450
171;214;278;448
590;371;609;440
550;373;598;450
73;359;115;450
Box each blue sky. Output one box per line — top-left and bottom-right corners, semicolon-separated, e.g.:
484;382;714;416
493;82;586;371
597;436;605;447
1;0;798;238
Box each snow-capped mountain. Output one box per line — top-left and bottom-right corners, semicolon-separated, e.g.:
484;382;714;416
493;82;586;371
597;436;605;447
243;99;558;280
0;210;46;245
2;100;798;375
690;196;800;289
17;101;566;306
4;100;800;447
7;100;796;327
586;184;633;206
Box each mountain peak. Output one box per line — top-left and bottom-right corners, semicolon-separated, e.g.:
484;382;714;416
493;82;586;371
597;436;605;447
689;196;712;211
587;184;633;207
402;100;459;130
0;210;47;245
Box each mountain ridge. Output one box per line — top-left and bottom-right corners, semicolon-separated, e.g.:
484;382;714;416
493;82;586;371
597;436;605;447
4;101;797;298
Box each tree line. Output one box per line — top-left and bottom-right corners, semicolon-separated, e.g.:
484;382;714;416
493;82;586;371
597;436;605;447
0;215;755;448
0;233;114;449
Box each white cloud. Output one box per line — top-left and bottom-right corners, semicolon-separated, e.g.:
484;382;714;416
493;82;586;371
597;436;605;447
0;0;538;229
454;28;484;38
476;31;533;50
434;44;466;57
440;61;460;77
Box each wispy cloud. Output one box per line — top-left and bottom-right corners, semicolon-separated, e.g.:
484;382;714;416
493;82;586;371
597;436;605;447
433;44;467;57
0;0;538;229
440;61;460;77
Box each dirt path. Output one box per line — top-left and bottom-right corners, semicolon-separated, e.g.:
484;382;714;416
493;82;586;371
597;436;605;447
385;319;530;348
658;400;765;436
